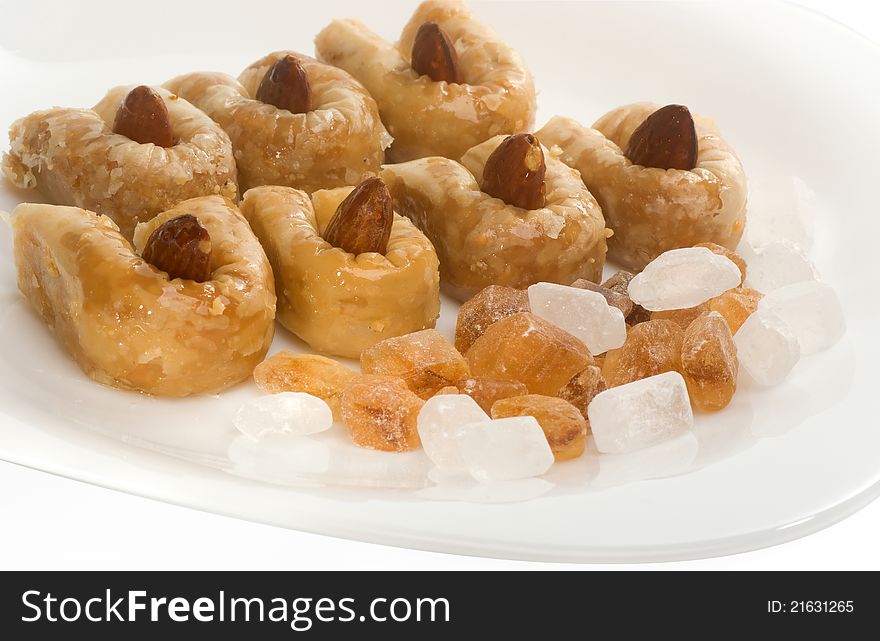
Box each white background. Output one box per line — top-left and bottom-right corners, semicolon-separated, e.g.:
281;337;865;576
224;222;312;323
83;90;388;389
1;0;879;571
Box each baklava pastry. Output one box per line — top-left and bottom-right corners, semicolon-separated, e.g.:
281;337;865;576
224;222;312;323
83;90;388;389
164;51;390;193
381;133;609;301
536;102;747;271
3;85;238;239
315;0;536;162
240;179;440;359
10;195;275;396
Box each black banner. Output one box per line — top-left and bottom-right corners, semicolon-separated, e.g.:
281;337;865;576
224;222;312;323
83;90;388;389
0;571;874;637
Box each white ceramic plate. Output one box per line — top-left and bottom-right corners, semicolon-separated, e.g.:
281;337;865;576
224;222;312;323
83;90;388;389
1;0;877;562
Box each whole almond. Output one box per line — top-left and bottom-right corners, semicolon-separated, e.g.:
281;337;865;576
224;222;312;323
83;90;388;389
113;85;175;147
411;22;462;84
255;55;313;114
624;104;698;170
323;177;393;255
481;133;547;210
142;214;212;282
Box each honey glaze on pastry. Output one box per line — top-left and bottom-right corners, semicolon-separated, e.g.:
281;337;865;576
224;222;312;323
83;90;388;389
537;102;747;271
10;196;275;396
316;0;536;162
164;51;391;193
240;181;440;359
3;86;238;240
381;134;609;301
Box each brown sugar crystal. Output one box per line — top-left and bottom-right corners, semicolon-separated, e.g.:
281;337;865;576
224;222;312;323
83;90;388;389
681;311;738;411
466;312;593;396
557;365;607;428
360;329;470;400
340;375;423;452
456;377;530;414
706;287;763;334
651;303;709;329
454;285;530;354
570;278;633;317
602;319;684;387
253;351;357;421
491;394;587;461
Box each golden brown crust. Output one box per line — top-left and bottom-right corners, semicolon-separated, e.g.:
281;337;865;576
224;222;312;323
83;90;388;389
11;196;275;396
239;185;440;359
315;0;536;162
536;103;747;271
164;52;390;193
3;86;238;240
381;135;609;301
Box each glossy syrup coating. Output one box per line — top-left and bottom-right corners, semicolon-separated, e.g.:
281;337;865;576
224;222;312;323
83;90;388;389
382;135;609;301
11;196;275;396
164;51;390;193
315;0;536;162
240;185;440;359
3;85;237;240
537;104;747;270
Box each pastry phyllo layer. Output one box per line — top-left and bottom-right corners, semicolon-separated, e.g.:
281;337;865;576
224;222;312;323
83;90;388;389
240;180;440;359
10;196;275;396
381;133;609;301
165;51;390;193
316;0;536;162
537;102;747;271
3;85;238;239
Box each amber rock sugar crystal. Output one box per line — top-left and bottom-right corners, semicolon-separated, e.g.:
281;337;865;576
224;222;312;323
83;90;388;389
454;285;530;354
466;312;593;396
602;319;684;387
340;375;423;452
680;311;738;411
253;352;357;421
360;329;470;400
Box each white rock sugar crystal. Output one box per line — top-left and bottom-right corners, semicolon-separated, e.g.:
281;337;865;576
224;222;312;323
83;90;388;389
232;392;333;440
458;416;554;483
758;281;845;355
747;175;817;252
734;308;801;386
417;394;490;473
627;247;742;311
741;240;817;292
588;371;694;454
527;282;626;355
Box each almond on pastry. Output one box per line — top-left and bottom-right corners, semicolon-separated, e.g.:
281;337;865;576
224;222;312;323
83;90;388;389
2;85;238;240
165;51;391;194
240;182;440;359
381;134;610;301
536;103;747;271
316;0;536;162
10;196;275;396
